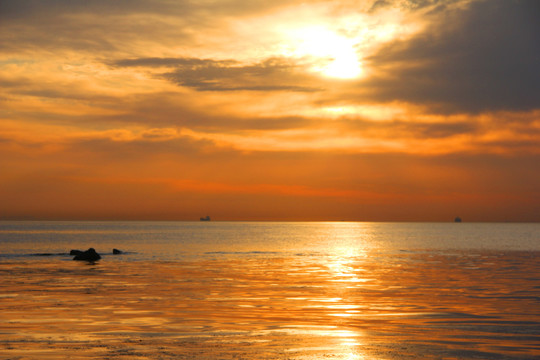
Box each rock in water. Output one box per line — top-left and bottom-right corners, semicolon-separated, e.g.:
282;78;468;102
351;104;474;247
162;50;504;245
73;248;101;262
70;249;84;256
112;248;123;255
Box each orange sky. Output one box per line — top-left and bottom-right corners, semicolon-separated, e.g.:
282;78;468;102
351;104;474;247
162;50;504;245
1;0;539;221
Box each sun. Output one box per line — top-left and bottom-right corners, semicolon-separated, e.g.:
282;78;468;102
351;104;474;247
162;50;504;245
284;26;362;79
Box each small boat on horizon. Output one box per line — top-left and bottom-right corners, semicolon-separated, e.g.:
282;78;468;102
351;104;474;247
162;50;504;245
454;216;462;223
200;215;211;221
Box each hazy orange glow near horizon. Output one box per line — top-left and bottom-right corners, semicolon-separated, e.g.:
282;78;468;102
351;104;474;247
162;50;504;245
0;0;539;222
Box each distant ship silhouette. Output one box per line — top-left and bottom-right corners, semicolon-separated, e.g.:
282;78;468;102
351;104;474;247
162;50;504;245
200;215;211;221
454;216;462;223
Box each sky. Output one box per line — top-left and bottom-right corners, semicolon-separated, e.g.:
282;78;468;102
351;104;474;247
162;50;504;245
0;0;539;222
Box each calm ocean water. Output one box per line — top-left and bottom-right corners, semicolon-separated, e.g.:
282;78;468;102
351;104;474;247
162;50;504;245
1;221;539;261
1;221;539;359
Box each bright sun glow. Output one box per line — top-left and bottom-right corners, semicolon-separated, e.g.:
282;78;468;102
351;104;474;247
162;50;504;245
284;26;362;79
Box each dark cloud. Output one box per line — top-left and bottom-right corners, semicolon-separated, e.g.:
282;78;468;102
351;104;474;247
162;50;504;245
0;0;294;21
369;0;463;13
365;0;540;113
163;58;318;92
113;56;320;92
0;0;301;54
369;0;393;12
0;1;177;53
336;115;479;140
111;57;238;68
0;2;196;54
0;0;160;18
391;119;477;138
163;57;320;92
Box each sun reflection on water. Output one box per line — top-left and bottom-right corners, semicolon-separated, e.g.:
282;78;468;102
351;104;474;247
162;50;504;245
312;223;375;359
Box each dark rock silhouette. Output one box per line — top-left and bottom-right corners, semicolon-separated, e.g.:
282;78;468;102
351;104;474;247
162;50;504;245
70;249;84;256
73;248;101;262
112;248;123;255
454;216;462;223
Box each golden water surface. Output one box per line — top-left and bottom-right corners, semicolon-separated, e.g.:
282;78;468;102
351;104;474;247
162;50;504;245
1;250;539;359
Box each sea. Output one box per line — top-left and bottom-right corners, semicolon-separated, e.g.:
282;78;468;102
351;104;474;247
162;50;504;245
0;221;539;359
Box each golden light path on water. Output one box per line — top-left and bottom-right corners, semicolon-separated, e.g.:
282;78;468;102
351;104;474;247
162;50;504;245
323;227;368;359
1;222;540;359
